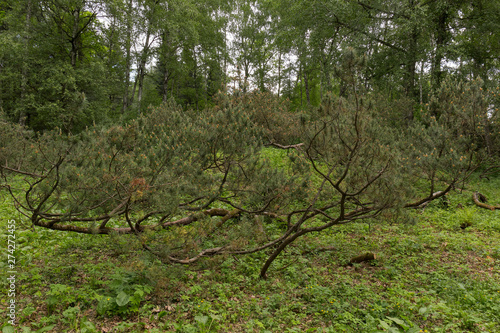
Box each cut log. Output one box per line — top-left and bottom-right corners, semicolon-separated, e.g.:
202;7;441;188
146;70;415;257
349;252;376;265
473;192;500;211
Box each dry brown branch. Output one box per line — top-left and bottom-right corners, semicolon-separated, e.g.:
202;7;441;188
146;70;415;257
30;207;241;235
167;247;226;264
265;142;305;150
1;166;43;178
473;192;500;211
405;187;452;208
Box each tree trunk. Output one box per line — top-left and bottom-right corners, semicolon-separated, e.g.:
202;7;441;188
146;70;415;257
349;252;376;265
260;229;307;279
304;68;311;106
19;0;32;126
431;7;448;93
137;29;151;111
162;67;170;103
160;30;174;103
403;0;419;108
419;61;424;105
405;29;417;101
299;66;303;107
122;0;133;114
277;50;282;98
243;61;250;94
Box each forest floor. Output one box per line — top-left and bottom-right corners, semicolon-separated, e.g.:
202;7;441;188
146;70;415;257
1;173;499;333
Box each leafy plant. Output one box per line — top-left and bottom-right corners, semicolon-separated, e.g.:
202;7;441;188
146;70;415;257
97;271;154;317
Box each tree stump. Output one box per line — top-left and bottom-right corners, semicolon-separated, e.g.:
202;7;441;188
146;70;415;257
349;252;376;265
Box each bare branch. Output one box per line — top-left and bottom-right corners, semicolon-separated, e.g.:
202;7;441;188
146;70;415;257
264;142;304;150
0;166;43;178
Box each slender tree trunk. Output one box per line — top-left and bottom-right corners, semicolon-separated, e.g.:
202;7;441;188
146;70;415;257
19;0;32;126
403;0;418;107
277;50;282;98
404;27;418;125
304;68;310;106
122;0;133;113
288;71;292;100
304;72;310;106
260;229;307;279
160;30;172;103
137;30;151;111
162;67;170;103
431;7;448;92
405;29;417;100
70;8;81;67
130;75;138;107
224;26;228;83
194;50;199;111
243;61;249;94
419;61;424;105
204;71;208;107
321;55;330;101
299;66;303;107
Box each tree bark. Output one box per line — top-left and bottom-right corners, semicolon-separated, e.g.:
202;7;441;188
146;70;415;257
160;30;174;103
137;29;152;111
431;5;449;94
304;68;311;106
70;8;80;67
349;252;376;265
405;27;418;103
19;0;32;126
30;208;240;235
277;50;282;98
473;192;500;210
122;0;134;114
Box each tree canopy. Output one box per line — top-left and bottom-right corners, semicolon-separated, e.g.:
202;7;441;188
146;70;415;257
1;0;498;128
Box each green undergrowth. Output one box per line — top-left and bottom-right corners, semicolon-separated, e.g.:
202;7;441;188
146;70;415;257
1;173;499;332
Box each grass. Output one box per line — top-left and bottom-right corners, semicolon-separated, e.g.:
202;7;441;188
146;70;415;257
1;173;499;332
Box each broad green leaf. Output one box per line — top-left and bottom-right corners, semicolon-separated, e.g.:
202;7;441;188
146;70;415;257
194;315;209;325
158;310;168;320
407;328;422;333
387;317;409;329
116;291;131;306
379;320;390;329
36;325;56;333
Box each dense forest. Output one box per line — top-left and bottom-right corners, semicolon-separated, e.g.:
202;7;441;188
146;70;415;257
1;0;500;331
1;0;499;131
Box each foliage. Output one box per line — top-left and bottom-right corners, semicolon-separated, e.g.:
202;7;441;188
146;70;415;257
0;0;114;131
96;271;154;317
2;0;499;129
1;0;499;331
1;174;499;331
1;45;496;280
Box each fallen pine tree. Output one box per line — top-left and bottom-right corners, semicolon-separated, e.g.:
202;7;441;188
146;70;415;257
1;64;495;278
